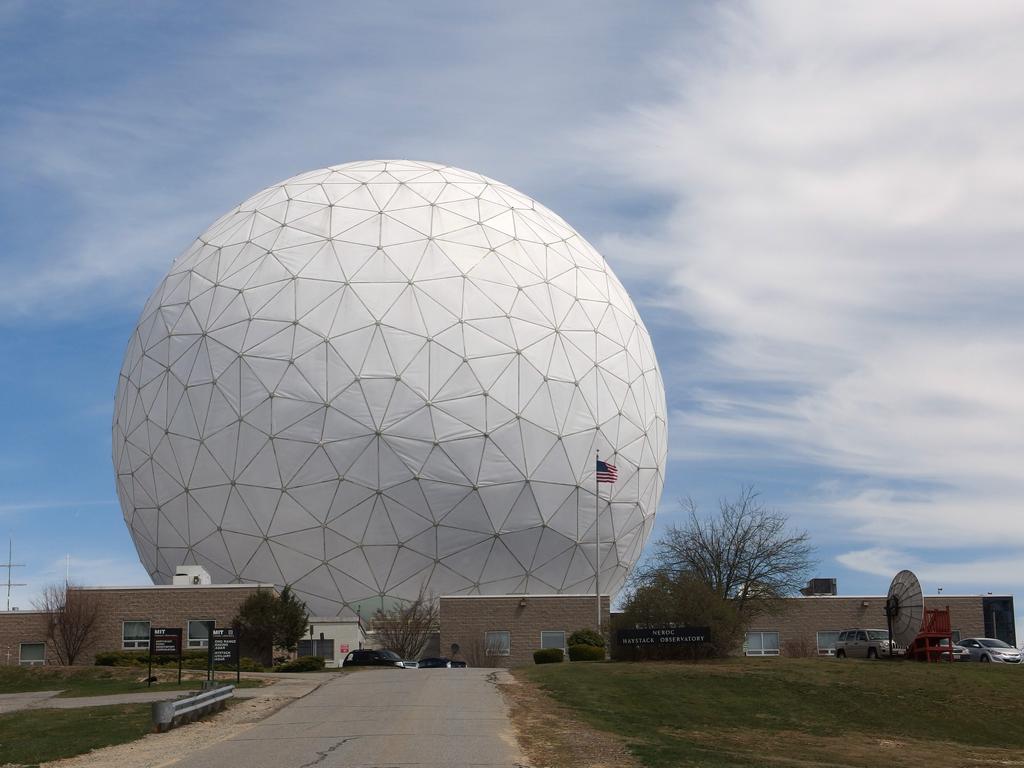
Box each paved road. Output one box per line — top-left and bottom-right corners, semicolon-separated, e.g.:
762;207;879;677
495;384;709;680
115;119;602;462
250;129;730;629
170;668;524;768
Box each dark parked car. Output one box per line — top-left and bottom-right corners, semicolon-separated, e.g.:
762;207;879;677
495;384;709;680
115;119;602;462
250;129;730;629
417;657;452;668
417;657;469;668
342;649;417;668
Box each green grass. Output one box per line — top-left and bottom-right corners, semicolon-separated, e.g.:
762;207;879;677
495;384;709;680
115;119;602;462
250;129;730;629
520;658;1024;767
0;704;151;765
0;665;263;697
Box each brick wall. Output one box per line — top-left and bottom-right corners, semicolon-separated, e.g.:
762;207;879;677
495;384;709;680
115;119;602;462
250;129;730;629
440;594;610;667
0;611;51;666
749;595;987;656
0;584;275;666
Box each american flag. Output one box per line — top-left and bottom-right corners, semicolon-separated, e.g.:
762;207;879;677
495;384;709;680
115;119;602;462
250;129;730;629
596;459;617;483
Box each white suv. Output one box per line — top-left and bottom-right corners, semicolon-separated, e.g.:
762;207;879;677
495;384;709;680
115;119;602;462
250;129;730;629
835;629;894;659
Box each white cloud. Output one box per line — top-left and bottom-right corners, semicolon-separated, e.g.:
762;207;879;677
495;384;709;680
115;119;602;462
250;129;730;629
0;3;685;322
590;2;1024;557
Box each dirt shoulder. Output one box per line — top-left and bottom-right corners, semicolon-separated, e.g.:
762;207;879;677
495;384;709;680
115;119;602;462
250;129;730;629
499;670;640;768
38;679;319;768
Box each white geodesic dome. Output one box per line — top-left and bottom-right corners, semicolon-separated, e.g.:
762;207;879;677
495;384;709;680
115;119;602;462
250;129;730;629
113;160;667;616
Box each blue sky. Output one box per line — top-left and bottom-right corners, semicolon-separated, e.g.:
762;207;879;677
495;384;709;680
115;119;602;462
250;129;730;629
1;2;1022;633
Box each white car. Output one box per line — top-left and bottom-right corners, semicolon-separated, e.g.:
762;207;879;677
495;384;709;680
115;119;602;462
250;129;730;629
959;638;1022;663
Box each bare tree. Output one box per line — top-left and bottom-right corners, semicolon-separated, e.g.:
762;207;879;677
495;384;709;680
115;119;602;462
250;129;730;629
32;583;100;665
459;633;505;668
645;486;815;613
370;583;438;660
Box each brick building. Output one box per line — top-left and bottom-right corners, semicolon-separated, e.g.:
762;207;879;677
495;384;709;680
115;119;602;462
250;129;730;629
440;594;610;667
743;593;1015;656
1;583;274;666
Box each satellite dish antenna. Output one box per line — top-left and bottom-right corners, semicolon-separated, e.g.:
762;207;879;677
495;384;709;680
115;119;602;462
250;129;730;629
885;570;925;656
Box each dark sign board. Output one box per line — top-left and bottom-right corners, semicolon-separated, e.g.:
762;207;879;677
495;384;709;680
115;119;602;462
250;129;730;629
617;626;710;646
150;627;183;655
212;627;239;665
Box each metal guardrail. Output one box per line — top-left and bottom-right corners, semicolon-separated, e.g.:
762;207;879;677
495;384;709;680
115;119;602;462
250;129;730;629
152;684;235;732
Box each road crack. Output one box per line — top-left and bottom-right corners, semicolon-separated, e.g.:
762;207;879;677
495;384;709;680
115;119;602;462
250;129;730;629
298;737;355;767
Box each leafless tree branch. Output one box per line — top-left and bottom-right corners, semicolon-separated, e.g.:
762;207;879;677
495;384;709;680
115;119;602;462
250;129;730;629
32;583;100;665
640;486;816;613
370;582;439;660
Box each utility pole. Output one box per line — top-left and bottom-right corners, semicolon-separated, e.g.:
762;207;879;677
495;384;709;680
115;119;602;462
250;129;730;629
595;450;601;633
2;539;26;611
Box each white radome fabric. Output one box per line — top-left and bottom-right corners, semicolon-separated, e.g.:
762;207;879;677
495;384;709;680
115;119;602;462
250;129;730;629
112;160;667;616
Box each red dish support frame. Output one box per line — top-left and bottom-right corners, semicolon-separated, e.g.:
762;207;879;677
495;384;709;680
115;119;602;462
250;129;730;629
906;606;953;662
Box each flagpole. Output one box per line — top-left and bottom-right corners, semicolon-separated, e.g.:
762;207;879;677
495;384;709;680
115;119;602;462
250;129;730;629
595;449;601;634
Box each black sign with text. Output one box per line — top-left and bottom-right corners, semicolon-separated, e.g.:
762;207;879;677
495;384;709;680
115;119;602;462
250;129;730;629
212;627;239;665
149;627;183;655
616;626;710;646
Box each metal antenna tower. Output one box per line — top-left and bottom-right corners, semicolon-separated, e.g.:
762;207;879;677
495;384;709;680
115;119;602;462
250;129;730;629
2;539;26;611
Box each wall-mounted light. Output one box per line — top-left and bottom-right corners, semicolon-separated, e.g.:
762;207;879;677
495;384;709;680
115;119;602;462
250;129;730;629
861;601;870;607
519;597;527;608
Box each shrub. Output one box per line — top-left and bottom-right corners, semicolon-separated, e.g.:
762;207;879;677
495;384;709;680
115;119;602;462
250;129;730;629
95;649;263;671
95;651;144;666
533;647;565;664
568;629;605;648
568;644;605;662
273;655;325;672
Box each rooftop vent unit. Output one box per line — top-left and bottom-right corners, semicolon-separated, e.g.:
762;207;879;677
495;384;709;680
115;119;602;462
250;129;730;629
172;565;211;586
800;578;837;596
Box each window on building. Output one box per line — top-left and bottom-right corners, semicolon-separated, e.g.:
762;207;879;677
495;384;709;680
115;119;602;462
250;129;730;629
188;620;214;648
745;631;780;656
951;629;961;643
484;630;511;656
122;620;151;649
19;642;45;666
540;631;566;651
297;639;335;660
816;630;842;656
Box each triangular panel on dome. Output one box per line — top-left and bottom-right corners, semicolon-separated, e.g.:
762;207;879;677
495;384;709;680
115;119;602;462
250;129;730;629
235;483;281;534
327;383;375;432
383;202;431;240
381;327;427;376
234;540;280;581
260;437;311;486
439;537;493;585
189;444;231;489
290;446;339;487
384;548;433;592
362;499;397;548
189;532;235;576
364;545;399;590
351;281;407;322
485;421;526;477
220;490;263;537
478;538;525;583
399;528;436;561
438;491;493;535
414;479;470;521
322;434;375;477
292;564;344;604
187;483;229;526
359;330;398;379
274;525;327;562
287;480;338;522
421;562;473;596
500;526;544;571
266;540;320;584
477;436;523;485
326;491;374;536
343;438;381;487
518;420;559;475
